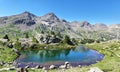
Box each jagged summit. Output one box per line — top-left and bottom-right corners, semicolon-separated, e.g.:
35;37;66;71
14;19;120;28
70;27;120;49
79;21;91;27
22;11;31;14
40;12;60;22
20;11;37;18
45;12;56;17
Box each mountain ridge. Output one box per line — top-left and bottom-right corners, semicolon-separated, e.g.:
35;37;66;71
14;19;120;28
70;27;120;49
0;11;120;40
0;11;120;31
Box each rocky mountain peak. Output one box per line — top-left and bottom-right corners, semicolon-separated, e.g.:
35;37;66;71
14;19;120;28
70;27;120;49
94;23;108;30
78;21;92;28
0;11;37;26
22;11;31;14
40;12;60;22
94;23;107;27
71;21;79;23
45;12;56;17
20;11;37;18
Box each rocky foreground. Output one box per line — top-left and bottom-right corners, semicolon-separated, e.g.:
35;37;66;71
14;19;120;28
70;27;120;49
0;61;103;72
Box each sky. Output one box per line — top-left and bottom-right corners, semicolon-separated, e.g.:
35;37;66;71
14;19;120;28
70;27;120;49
0;0;120;24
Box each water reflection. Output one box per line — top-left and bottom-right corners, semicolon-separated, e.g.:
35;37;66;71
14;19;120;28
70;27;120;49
18;45;104;65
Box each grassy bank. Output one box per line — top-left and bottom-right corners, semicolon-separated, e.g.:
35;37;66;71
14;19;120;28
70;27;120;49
0;46;18;68
86;41;120;72
1;41;120;72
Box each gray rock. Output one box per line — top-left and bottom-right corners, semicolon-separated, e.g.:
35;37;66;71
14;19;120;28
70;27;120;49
59;61;70;69
13;48;21;55
59;65;66;69
78;65;82;68
8;67;16;70
35;65;43;69
42;67;46;70
88;67;103;72
25;65;29;68
64;61;70;69
16;68;24;72
0;62;5;66
8;42;13;48
49;65;56;69
65;61;69;65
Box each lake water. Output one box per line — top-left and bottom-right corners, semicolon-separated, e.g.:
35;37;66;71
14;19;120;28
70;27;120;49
16;45;104;67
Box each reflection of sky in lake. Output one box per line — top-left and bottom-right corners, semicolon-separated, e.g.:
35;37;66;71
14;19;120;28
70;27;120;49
19;46;104;64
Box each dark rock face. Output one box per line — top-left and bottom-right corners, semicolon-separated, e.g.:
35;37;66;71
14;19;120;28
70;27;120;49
0;11;37;26
35;34;61;44
50;37;61;43
14;19;36;26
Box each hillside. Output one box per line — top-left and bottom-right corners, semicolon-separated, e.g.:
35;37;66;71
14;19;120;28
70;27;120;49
0;11;120;40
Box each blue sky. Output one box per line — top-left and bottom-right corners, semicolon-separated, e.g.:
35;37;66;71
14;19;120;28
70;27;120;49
0;0;120;24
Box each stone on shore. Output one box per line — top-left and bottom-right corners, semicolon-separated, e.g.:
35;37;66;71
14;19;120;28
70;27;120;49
49;65;56;69
35;65;43;69
88;67;103;72
25;65;29;68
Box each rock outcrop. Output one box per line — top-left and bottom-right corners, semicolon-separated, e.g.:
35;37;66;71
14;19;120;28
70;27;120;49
35;33;61;44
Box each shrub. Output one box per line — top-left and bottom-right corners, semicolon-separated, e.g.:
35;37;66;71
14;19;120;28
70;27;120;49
61;35;74;45
3;34;10;41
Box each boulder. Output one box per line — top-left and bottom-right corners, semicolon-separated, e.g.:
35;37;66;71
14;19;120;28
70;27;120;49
42;67;46;70
25;65;29;68
8;67;16;70
64;61;70;69
88;67;103;72
35;65;43;69
59;65;66;69
0;38;8;43
59;61;70;69
65;61;69;65
13;48;21;55
49;65;56;69
16;68;24;72
78;65;82;68
8;42;13;48
0;62;5;66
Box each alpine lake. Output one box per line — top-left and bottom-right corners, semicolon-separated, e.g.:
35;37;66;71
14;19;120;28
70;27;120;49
15;45;104;68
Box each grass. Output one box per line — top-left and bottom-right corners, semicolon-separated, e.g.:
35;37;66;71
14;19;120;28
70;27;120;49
1;40;120;72
0;45;18;68
0;47;17;63
86;41;120;72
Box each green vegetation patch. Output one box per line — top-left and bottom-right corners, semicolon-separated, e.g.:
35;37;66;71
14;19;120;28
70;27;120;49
86;41;120;72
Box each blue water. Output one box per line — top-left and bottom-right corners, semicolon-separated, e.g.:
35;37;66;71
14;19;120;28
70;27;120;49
17;45;104;67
